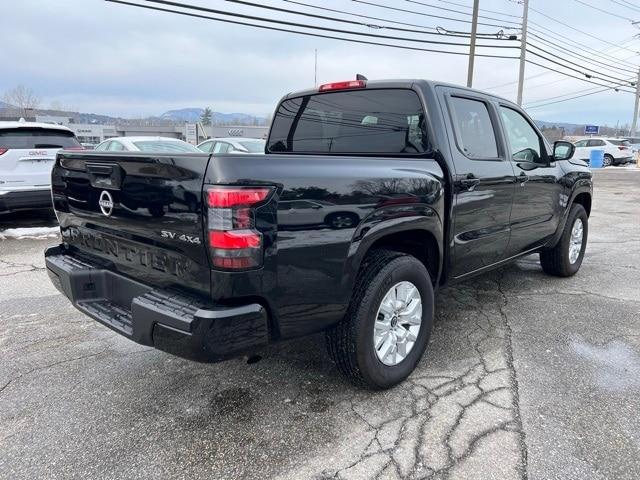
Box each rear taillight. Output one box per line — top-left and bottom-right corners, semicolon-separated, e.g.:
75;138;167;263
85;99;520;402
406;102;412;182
205;186;273;270
0;148;7;156
618;146;627;150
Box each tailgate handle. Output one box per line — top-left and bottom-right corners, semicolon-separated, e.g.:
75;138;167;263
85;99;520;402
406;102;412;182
86;163;114;175
86;163;122;190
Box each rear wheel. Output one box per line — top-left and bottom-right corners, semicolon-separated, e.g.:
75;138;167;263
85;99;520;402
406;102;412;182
326;249;434;389
603;154;613;167
540;203;588;277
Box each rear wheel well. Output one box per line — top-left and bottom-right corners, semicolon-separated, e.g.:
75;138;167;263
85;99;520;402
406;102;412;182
367;230;439;284
573;192;591;217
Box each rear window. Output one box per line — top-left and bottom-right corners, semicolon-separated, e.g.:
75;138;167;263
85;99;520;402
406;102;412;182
267;88;428;154
0;128;80;149
132;141;201;153
608;139;630;146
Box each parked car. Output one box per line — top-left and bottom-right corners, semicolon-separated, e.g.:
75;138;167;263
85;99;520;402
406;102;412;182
197;137;265;154
94;136;201;153
572;137;633;166
624;136;640;154
45;78;592;389
0;120;82;213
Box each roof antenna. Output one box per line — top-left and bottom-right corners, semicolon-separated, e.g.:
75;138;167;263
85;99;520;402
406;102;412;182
356;74;368;81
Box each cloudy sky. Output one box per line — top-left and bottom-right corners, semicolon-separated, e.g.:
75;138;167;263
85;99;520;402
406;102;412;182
3;0;640;125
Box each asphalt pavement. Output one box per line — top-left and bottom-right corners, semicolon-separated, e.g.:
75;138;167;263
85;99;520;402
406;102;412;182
0;168;638;480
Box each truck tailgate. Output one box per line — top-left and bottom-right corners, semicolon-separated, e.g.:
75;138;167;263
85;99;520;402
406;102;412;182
52;151;212;296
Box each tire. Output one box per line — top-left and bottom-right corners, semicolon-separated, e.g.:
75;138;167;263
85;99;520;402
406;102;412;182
603;154;613;167
325;212;358;229
540;203;588;277
326;249;434;389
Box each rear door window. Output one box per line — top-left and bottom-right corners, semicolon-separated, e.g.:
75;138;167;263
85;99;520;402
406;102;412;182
449;97;499;159
268;89;428;154
0;128;80;149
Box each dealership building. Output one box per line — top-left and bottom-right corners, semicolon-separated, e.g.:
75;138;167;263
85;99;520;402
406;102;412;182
30;114;269;146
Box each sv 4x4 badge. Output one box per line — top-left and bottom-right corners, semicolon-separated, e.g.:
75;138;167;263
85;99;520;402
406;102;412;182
160;230;201;244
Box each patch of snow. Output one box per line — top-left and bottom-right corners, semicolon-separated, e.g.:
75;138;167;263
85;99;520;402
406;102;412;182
0;226;60;240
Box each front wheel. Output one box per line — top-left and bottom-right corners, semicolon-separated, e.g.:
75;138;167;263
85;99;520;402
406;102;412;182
540;204;588;277
326;249;434;389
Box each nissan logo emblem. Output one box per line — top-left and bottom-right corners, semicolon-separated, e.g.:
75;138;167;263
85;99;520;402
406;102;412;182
98;190;114;217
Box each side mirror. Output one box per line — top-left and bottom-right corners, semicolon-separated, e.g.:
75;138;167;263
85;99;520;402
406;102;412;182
553;141;575;161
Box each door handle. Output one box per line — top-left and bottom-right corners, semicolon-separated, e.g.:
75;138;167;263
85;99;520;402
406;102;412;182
459;175;481;191
517;173;529;186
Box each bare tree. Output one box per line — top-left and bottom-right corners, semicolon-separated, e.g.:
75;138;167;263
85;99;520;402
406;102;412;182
2;85;41;116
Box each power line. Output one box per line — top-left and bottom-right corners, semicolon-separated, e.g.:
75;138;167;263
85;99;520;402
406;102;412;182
528;22;639;68
526;46;635;86
351;0;520;30
401;0;521;26
433;0;521;19
572;0;633;21
525;86;627;109
225;0;517;40
526;81;632;105
609;0;640;13
527;42;635;84
529;5;639;53
106;0;520;58
527;30;638;74
525;58;635;91
133;0;519;49
284;0;515;38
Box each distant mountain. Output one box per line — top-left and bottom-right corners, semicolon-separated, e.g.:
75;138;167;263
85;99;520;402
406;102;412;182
535;120;584;130
160;107;267;125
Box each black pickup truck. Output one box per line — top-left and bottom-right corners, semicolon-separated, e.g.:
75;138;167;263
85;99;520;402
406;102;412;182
45;79;592;389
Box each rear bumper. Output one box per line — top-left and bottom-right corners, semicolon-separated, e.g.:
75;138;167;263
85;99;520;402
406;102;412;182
0;189;53;213
44;245;269;362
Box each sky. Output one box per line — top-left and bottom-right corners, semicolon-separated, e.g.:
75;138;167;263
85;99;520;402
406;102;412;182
2;0;640;125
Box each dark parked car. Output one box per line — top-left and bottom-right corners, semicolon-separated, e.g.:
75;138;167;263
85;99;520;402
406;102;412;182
45;79;592;389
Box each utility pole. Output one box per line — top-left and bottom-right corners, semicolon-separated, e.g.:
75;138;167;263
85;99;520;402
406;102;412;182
516;0;530;106
631;68;640;135
314;49;318;87
467;0;480;87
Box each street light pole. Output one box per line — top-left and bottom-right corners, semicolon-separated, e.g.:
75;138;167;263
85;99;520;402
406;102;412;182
516;0;530;106
631;68;640;135
467;0;480;87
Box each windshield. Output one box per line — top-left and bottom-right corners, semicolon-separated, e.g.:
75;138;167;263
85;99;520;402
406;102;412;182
237;140;265;153
608;139;630;146
0;128;81;149
268;88;428;154
132;140;201;153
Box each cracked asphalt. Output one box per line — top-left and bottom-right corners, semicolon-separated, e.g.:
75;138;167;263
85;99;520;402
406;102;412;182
1;169;639;480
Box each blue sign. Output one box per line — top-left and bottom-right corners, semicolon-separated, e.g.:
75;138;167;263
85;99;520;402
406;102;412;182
584;125;599;135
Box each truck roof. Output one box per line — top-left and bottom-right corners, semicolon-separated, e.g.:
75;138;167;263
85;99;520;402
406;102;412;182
281;78;514;105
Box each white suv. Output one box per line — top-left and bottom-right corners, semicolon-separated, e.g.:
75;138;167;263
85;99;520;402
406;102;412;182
0;121;81;213
573;138;633;166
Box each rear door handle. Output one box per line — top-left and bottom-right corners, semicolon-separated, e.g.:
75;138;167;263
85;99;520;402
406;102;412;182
517;173;529;186
460;176;481;191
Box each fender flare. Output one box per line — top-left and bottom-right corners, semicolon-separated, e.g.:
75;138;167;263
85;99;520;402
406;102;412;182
338;205;443;303
546;184;592;248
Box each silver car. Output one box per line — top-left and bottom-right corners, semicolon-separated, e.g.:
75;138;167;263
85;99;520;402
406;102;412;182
197;137;265;154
